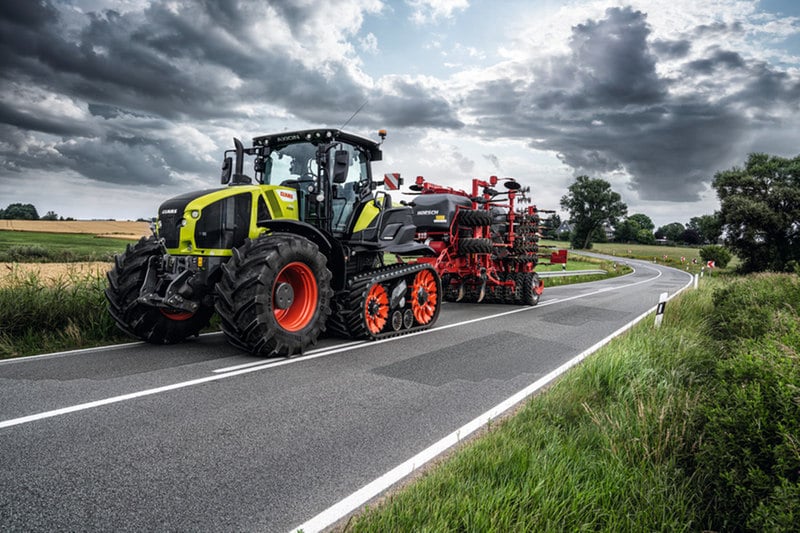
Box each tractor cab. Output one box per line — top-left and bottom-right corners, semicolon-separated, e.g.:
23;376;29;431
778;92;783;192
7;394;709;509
221;129;379;238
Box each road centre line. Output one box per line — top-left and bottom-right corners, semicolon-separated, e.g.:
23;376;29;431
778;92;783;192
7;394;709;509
0;263;671;431
291;267;693;533
212;340;368;373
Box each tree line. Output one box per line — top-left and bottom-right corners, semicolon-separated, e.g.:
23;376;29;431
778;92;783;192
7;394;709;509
558;152;800;273
0;203;67;221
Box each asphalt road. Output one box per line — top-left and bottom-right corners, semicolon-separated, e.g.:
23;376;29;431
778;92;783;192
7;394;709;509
0;258;692;532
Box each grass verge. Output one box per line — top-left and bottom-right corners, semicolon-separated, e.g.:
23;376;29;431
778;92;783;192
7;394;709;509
344;273;799;531
0;230;132;262
0;268;129;359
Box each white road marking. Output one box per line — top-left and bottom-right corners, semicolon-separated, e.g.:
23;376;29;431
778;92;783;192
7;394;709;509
212;340;367;373
0;263;678;434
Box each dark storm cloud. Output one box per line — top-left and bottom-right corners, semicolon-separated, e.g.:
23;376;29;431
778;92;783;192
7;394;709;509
0;0;461;187
0;100;95;137
651;39;690;59
369;79;465;129
463;6;800;202
687;48;745;74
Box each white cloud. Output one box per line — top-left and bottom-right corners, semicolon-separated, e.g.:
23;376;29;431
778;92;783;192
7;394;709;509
407;0;469;25
359;32;380;54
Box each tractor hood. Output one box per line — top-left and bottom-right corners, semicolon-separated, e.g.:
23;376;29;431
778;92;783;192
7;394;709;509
156;188;224;249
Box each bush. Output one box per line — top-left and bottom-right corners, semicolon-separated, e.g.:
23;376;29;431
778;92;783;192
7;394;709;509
699;244;732;269
687;274;800;531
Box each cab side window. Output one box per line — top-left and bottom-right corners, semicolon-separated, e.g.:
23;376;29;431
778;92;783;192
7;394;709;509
331;144;368;233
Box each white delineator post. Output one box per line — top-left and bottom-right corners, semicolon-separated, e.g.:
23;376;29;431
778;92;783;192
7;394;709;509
694;273;699;289
654;292;668;328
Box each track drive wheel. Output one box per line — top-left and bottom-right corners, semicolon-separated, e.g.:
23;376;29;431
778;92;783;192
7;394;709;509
364;282;389;335
411;268;440;326
215;233;332;356
105;236;214;344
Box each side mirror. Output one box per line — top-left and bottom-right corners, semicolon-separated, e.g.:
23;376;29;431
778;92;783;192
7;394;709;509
221;156;232;184
332;150;350;183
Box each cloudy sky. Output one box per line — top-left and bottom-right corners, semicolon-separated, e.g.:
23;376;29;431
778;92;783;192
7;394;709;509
1;0;798;227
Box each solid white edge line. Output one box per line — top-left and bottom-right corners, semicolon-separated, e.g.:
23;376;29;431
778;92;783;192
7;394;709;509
290;267;694;533
0;331;226;365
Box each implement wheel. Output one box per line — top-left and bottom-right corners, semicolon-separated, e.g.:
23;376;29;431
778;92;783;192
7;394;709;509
521;272;543;306
215;233;332;356
105;236;213;344
458;238;493;255
458;209;493;227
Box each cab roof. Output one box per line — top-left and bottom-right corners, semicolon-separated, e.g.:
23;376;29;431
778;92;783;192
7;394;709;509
252;129;382;161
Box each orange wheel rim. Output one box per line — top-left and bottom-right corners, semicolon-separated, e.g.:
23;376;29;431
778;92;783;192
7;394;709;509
273;262;318;332
411;269;438;325
364;283;389;335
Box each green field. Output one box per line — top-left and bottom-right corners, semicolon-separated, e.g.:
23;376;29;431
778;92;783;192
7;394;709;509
0;231;132;262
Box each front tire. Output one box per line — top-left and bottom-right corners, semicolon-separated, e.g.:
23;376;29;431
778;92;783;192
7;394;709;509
105;236;214;343
215;234;332;356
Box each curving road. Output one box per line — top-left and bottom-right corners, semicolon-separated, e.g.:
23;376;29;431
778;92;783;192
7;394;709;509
0;258;692;532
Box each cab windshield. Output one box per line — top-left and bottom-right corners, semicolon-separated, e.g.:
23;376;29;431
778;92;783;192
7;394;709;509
263;142;320;186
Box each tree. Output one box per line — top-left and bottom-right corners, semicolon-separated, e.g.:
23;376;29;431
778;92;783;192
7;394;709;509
713;153;800;272
699;245;732;269
614;219;638;242
615;213;655;243
655;222;685;243
680;227;703;245
636;228;655;244
560;176;627;249
627;213;654;231
687;214;722;244
541;213;561;240
41;211;59;221
1;203;39;220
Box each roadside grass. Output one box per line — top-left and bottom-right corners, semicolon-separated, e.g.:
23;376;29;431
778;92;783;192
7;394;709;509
0;268;129;359
542;255;632;288
344;273;800;531
0;230;132;262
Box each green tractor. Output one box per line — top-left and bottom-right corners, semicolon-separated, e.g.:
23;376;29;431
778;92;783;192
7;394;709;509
106;129;441;356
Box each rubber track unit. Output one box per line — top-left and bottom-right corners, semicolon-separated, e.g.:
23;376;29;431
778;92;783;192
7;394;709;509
326;263;442;341
106;236;214;343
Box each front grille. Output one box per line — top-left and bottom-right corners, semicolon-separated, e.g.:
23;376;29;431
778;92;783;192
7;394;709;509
159;215;181;248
